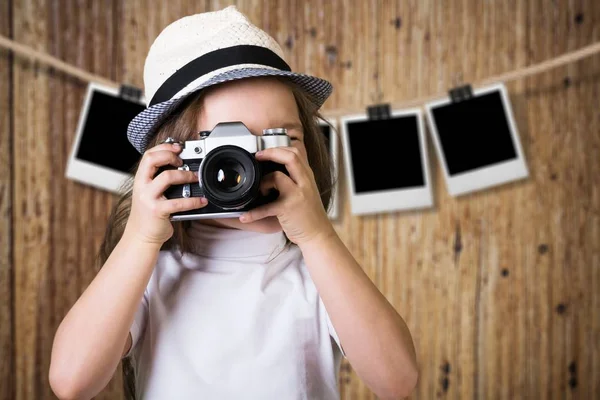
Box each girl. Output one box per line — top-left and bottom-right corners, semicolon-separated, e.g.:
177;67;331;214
49;6;418;400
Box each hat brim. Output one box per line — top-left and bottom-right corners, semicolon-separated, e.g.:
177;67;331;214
127;68;333;153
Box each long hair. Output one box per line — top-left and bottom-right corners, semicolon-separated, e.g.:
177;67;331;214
95;77;335;399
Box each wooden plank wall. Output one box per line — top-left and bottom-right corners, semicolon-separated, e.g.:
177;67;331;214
0;0;14;398
0;1;598;399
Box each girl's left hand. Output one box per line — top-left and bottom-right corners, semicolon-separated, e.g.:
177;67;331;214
239;146;335;246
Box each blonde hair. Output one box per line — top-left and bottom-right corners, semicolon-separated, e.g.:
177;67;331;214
95;77;335;399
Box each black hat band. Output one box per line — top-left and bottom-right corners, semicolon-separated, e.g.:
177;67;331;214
149;45;291;107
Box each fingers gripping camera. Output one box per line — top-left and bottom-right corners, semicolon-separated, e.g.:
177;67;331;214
159;122;290;220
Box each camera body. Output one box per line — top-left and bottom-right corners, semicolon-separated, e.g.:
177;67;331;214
160;121;290;220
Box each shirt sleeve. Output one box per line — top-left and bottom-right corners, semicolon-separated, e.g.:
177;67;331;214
319;297;346;358
123;288;149;359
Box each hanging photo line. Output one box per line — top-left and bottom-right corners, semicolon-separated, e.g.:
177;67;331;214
323;40;600;118
0;34;598;114
0;34;120;89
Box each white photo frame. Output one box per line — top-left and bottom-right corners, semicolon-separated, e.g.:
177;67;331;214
424;82;528;197
340;108;433;216
318;116;340;220
66;82;146;194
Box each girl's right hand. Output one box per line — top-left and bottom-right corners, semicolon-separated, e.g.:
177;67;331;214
123;142;208;245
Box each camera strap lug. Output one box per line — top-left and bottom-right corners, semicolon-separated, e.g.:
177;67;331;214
179;164;191;198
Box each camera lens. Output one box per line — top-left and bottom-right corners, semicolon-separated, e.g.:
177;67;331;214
216;161;244;191
200;145;260;209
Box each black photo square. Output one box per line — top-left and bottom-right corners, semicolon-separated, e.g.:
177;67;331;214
340;109;433;215
425;83;528;196
76;91;144;174
66;83;146;194
431;90;517;175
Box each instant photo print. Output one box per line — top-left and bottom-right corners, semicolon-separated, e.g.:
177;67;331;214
340;108;433;216
424;82;528;197
318;117;340;219
66;82;145;194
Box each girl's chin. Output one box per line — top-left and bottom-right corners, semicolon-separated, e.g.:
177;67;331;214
196;216;282;233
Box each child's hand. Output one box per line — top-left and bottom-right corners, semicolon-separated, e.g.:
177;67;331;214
123;142;208;245
239;146;335;246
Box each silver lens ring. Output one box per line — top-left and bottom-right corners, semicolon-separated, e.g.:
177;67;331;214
161;137;184;145
263;128;287;136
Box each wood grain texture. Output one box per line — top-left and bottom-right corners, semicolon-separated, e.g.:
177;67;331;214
4;1;599;399
12;1;51;398
11;0;122;399
0;0;14;399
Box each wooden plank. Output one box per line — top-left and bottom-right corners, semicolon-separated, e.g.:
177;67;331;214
575;5;600;400
321;0;383;398
470;3;528;399
562;4;600;399
0;1;14;399
49;1;123;398
12;0;121;398
12;0;51;397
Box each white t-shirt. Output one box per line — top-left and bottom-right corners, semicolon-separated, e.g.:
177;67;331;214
125;222;345;399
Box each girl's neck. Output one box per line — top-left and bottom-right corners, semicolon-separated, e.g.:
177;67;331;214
185;220;287;260
194;218;238;229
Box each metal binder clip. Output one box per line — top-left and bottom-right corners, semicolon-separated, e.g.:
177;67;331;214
448;84;473;103
367;103;391;120
119;84;143;102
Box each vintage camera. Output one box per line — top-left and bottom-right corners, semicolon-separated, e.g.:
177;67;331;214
159;121;290;220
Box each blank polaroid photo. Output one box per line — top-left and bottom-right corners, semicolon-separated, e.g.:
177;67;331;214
340;108;433;216
424;82;528;196
318;117;340;219
66;82;146;194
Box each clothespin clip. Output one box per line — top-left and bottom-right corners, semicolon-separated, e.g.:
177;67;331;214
367;103;391;120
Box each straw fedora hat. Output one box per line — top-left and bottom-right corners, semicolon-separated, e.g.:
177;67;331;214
127;5;333;154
